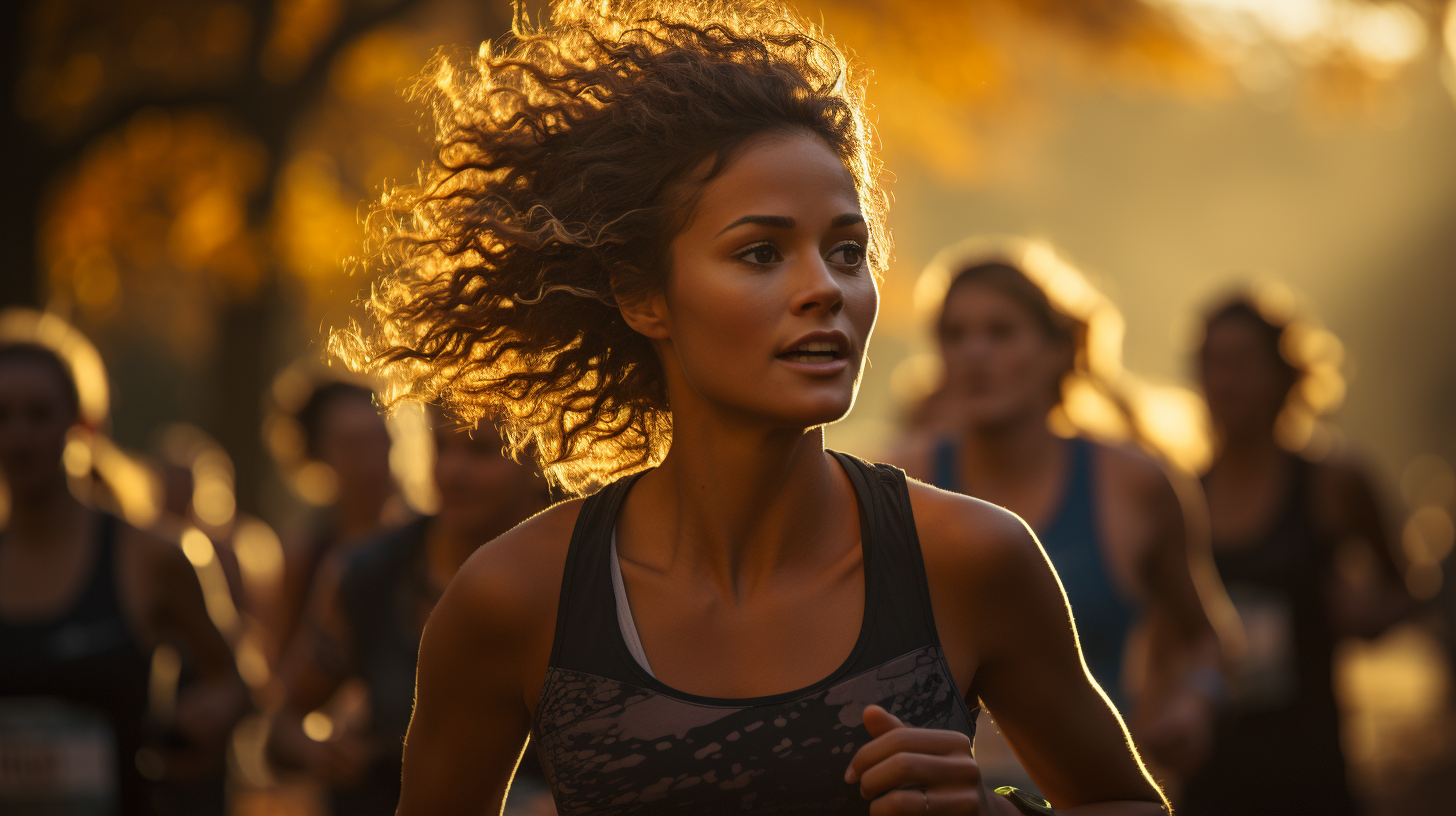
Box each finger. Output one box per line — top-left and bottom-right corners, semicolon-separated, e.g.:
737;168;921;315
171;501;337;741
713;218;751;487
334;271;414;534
867;786;982;816
846;725;974;783
858;752;980;801
863;704;906;739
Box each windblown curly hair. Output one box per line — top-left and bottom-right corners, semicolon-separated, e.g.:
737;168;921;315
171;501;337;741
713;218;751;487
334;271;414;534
333;0;884;494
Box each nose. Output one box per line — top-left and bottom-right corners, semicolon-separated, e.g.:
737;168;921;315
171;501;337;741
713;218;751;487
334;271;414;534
788;255;845;317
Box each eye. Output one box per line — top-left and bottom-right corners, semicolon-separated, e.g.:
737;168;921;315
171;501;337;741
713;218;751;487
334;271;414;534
826;241;866;269
736;242;782;266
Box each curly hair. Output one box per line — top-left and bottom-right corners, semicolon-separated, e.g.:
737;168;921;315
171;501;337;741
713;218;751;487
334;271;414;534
331;0;884;494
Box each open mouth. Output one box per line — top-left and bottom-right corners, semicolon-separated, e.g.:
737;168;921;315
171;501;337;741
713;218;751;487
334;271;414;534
777;340;844;364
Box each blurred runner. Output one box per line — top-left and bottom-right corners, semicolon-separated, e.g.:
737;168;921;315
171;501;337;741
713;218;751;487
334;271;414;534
0;342;246;815
1183;296;1409;815
265;381;401;663
891;257;1224;782
269;410;550;815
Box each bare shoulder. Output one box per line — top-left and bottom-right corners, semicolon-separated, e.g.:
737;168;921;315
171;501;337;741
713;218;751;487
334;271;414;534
1305;451;1384;527
112;520;206;641
903;478;1042;588
438;497;584;640
902;478;1073;682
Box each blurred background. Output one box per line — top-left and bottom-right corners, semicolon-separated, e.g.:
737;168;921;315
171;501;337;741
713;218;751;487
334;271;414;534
1;0;1453;813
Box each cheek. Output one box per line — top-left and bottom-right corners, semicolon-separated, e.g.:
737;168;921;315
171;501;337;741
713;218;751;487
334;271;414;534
846;275;879;339
999;339;1060;394
668;269;778;368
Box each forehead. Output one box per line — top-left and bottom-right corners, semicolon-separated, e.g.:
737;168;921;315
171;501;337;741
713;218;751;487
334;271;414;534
690;131;862;223
0;357;74;400
1203;317;1276;354
942;280;1036;321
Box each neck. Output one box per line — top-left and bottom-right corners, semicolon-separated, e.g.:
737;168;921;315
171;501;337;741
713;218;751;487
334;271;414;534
4;473;87;550
624;404;851;601
1213;424;1285;474
956;407;1062;492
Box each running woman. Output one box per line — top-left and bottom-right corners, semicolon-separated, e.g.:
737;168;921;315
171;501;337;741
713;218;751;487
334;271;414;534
340;3;1169;814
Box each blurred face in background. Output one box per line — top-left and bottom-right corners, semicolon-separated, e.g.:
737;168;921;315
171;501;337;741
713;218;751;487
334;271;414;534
315;396;395;503
432;422;544;537
1198;316;1294;442
937;280;1071;432
0;357;76;498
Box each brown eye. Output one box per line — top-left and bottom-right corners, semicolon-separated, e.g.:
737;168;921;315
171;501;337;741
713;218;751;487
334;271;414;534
827;242;865;268
737;243;781;265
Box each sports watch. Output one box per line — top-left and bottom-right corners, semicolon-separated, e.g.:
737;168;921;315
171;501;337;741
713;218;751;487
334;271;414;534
994;786;1055;815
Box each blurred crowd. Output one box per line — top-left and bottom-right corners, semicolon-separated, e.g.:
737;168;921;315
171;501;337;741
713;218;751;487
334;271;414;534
1;240;1453;815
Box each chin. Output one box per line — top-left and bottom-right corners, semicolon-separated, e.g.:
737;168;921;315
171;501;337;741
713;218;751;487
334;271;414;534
960;400;1027;431
775;392;857;430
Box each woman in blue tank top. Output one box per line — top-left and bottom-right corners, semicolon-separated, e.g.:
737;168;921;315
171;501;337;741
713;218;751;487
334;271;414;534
335;3;1169;814
889;249;1225;788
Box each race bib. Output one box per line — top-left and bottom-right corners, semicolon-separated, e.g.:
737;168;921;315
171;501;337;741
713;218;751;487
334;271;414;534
0;698;116;816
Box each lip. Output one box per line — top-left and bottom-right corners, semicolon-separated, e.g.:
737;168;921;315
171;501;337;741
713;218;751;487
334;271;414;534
775;329;853;376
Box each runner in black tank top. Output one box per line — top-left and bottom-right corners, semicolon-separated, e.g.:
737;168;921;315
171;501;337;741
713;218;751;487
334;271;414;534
0;513;152;815
535;453;976;814
1;341;248;816
1183;457;1356;815
355;5;1168;813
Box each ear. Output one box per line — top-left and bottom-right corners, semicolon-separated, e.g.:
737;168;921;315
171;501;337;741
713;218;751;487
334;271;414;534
617;288;671;341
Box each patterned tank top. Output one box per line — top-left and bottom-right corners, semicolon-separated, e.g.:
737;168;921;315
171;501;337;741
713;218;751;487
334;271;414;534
530;451;977;815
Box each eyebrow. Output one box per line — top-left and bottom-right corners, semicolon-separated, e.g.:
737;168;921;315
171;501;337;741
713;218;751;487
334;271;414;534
715;212;866;237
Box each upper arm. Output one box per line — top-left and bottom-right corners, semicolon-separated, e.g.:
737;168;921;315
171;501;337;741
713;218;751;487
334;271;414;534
396;502;576;816
131;529;239;682
1108;448;1214;641
277;551;353;715
1316;459;1401;581
909;483;1163;810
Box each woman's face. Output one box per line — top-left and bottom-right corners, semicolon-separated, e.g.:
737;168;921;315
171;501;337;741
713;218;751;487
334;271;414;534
937;281;1069;431
0;358;75;497
316;396;394;501
1198;317;1291;439
640;130;878;431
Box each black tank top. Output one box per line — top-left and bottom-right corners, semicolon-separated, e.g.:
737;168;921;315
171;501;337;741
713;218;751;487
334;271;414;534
531;452;977;815
1183;456;1356;815
0;513;153;815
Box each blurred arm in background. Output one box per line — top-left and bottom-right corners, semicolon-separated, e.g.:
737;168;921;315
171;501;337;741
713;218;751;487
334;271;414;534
1314;456;1411;639
267;549;375;787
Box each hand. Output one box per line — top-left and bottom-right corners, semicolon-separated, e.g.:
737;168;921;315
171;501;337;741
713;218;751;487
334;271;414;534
845;705;996;814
